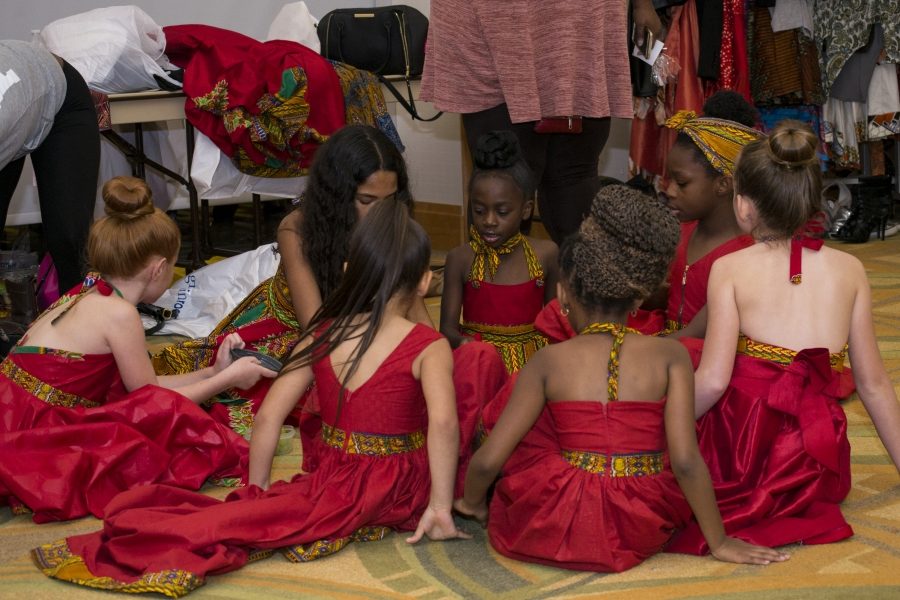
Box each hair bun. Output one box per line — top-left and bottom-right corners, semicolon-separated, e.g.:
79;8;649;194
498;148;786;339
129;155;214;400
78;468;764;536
102;176;155;221
569;185;680;304
766;120;819;169
588;185;680;258
473;130;523;170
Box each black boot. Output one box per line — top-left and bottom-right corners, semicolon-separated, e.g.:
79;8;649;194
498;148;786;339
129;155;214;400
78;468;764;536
833;176;893;243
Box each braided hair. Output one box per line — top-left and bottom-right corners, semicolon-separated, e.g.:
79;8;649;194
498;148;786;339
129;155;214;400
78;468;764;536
560;185;680;313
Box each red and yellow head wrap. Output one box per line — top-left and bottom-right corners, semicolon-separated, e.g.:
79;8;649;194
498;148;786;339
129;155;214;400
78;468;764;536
665;110;763;176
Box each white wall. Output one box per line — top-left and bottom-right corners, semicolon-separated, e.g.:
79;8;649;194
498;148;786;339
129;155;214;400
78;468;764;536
3;1;630;212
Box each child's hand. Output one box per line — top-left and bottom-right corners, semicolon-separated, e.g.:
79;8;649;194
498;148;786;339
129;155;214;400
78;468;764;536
452;497;488;527
214;333;245;373
226;356;278;390
710;537;790;565
406;506;472;544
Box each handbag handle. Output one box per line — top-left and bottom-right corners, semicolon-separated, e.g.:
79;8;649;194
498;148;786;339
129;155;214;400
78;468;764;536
379;76;443;122
330;16;393;75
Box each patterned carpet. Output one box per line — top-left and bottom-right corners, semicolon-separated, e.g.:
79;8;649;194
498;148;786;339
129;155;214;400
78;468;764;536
1;238;899;599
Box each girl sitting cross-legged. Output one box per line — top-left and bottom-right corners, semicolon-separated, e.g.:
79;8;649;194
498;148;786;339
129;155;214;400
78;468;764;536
455;185;788;572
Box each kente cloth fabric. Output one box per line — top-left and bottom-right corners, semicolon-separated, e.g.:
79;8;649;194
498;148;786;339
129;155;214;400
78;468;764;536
668;340;855;554
628;221;754;335
329;61;404;151
0;345;247;523
813;0;900;97
163;24;344;177
628;0;705;178
749;7;825;106
152;263;302;441
461;279;547;374
664;111;764;176
35;325;450;595
421;0;632;122
483;326;692;571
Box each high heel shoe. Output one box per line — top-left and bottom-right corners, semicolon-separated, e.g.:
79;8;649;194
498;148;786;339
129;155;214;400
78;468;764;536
833;175;894;243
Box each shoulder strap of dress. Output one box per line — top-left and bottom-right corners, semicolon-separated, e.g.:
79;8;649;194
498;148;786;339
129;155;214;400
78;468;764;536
580;322;635;402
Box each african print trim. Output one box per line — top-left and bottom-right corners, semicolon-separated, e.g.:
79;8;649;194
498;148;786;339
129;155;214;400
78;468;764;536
664;111;763;176
33;539;203;598
321;424;425;456
474;420;488;448
579;322;640;402
1;359;98;408
737;334;846;371
662;319;684;336
281;526;390;563
227;401;254;438
460;322;547;373
152;266;299;377
467;226;544;287
562;449;665;477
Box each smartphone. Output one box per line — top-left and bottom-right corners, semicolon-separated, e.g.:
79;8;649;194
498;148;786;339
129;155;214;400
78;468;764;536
632;23;655;60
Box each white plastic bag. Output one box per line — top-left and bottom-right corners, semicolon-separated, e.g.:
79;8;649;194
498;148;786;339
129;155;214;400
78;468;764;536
266;1;320;52
40;5;180;93
152;244;280;338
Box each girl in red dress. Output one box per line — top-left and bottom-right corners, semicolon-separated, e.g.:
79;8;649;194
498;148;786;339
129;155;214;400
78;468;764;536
629;91;763;340
34;199;472;596
440;130;559;373
669;121;900;553
455;185;788;572
151;125;422;472
0;176;276;522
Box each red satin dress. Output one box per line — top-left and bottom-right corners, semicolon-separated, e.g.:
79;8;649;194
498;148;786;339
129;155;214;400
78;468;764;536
35;324;455;595
0;344;247;523
628;221;754;340
667;337;854;554
461;278;547;373
486;330;692;572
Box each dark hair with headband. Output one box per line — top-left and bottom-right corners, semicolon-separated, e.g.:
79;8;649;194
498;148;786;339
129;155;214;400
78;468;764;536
733;120;821;238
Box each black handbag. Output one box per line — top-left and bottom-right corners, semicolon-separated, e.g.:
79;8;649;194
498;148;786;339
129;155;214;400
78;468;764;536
317;5;441;121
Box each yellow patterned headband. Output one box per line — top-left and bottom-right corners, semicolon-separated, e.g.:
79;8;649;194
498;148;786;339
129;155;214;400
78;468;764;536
665;110;763;176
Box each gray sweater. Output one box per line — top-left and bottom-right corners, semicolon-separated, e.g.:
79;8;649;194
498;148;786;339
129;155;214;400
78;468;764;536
0;39;67;169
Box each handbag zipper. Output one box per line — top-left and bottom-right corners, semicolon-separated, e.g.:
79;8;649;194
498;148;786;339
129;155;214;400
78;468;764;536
395;11;411;79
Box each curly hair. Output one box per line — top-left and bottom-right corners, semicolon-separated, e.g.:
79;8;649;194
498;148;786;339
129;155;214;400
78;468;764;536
300;125;413;300
468;130;535;202
702;90;759;127
88;176;180;277
734;120;821;238
560;185;680;313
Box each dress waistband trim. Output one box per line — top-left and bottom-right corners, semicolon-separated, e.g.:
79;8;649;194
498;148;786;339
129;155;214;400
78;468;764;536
737;335;846;371
321;423;425;456
0;359;98;408
561;449;664;477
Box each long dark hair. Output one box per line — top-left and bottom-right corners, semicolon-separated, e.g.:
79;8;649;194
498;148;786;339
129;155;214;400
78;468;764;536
300;125;413;300
282;198;431;389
